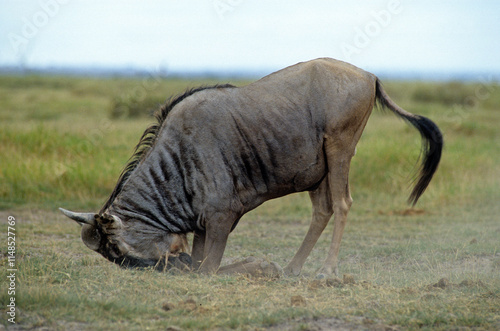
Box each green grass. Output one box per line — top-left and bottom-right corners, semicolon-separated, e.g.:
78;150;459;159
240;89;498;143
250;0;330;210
0;75;499;330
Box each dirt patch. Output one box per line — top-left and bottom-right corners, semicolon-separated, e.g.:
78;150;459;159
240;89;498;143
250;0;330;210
426;277;487;290
290;295;307;307
161;297;211;315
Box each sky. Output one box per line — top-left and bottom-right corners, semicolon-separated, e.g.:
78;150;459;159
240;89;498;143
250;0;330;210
1;0;499;78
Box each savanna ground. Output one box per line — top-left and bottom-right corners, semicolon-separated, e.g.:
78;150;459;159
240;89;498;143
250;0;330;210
0;74;499;330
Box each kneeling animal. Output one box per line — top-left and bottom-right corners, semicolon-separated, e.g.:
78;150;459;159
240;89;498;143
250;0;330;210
60;58;443;277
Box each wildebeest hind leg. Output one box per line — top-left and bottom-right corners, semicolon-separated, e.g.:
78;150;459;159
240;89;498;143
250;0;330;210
284;178;333;276
317;139;354;277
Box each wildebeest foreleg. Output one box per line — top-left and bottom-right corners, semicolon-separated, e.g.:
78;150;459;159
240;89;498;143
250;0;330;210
197;213;234;273
284;179;333;276
191;230;206;270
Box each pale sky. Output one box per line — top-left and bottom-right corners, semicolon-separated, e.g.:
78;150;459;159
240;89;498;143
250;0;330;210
1;0;499;77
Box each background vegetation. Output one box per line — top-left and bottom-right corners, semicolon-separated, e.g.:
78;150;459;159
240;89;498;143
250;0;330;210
0;74;499;330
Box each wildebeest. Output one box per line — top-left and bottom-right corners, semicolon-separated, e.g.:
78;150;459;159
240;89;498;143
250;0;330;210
60;58;442;277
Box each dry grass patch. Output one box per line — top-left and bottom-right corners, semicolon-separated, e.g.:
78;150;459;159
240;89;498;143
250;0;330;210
1;205;499;330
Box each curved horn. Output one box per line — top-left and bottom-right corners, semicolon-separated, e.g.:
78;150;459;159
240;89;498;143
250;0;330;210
59;208;97;226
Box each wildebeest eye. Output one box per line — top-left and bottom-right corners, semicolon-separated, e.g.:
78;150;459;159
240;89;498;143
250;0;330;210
100;217;112;225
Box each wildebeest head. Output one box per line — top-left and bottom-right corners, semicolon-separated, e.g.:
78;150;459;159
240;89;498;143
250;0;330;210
59;208;191;271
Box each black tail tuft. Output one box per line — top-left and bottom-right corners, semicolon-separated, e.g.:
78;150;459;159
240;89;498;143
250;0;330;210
405;115;443;205
376;79;443;205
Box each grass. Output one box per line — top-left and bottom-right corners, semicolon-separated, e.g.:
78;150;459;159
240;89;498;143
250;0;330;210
0;75;499;330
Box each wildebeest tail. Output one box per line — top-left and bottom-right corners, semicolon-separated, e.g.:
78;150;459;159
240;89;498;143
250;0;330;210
375;78;443;205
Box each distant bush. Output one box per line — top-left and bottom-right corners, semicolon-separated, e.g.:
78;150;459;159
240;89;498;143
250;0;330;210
110;95;164;118
412;82;477;107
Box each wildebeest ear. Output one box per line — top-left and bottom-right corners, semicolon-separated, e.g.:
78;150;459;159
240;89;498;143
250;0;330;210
81;224;101;251
59;208;97;227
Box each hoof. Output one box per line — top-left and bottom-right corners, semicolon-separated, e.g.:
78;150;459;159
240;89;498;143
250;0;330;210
283;266;301;277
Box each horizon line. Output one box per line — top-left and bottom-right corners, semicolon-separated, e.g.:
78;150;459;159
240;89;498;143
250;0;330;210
1;64;499;82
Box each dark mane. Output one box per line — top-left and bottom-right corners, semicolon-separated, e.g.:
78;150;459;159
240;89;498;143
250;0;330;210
100;84;235;213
